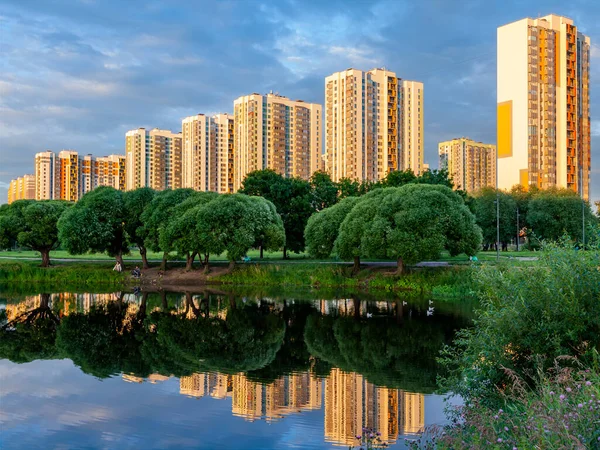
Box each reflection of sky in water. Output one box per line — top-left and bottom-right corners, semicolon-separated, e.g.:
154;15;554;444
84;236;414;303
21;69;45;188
0;359;453;449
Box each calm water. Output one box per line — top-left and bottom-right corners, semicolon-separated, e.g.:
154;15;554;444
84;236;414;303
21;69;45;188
0;288;473;449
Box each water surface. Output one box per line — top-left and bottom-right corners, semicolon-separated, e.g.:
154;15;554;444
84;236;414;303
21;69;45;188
0;289;472;449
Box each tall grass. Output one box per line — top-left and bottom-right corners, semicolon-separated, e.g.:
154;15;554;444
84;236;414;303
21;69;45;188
0;261;127;286
216;263;475;297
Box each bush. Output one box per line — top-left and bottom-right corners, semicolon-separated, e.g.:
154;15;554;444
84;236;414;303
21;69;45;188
412;358;600;449
439;243;600;402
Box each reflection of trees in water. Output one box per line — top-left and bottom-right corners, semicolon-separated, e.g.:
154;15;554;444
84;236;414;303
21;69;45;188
0;292;467;392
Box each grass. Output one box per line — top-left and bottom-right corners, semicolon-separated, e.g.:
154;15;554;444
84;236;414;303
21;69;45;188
216;263;477;298
0;248;539;264
0;260;127;286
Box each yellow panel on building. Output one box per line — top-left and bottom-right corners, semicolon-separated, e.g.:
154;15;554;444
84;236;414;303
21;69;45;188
497;101;512;158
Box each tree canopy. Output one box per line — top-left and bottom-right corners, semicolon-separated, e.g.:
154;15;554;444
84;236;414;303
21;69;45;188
0;200;70;266
123;187;155;268
469;187;518;247
58;187;128;264
304;196;360;259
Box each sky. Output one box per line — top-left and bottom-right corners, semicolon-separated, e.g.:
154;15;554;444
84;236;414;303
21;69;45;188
1;0;599;204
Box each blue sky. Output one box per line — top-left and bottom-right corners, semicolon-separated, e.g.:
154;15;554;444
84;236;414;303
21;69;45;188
0;0;599;203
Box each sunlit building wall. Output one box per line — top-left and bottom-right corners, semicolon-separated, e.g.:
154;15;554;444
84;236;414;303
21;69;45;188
125;128;182;191
233;93;322;190
399;391;425;435
7;174;35;204
57;150;80;202
181;113;235;193
325;68;424;183
438;138;496;192
34;151;59;200
97;155;126;191
497;14;591;199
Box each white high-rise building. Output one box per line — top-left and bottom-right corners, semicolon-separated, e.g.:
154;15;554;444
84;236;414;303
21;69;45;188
324;68;424;182
233;93;322;190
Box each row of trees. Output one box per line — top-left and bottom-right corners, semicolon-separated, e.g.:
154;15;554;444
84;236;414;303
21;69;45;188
468;186;598;249
1;167;597;268
305;184;482;273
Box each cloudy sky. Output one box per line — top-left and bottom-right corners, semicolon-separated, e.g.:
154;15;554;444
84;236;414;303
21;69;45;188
1;0;599;203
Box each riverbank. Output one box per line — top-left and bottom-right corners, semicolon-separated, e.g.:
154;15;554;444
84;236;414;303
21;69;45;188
0;260;478;297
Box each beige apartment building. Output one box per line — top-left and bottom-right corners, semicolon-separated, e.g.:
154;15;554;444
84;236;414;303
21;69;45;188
497;14;591;199
233;93;322;190
34;151;59;200
324;68;424;182
97;154;126;191
181;113;235;193
125;128;182;191
7;174;35;204
438;138;496;193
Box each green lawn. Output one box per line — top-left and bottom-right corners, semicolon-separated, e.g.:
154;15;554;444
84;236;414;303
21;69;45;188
0;248;539;264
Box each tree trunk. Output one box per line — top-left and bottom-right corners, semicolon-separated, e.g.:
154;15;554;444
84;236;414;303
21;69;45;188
185;252;196;271
283;246;287;259
227;260;235;273
116;251;124;268
139;292;148;318
203;254;210;274
260;245;264;259
185;292;200;317
352;256;360;275
40;249;51;268
396;301;404;325
352;297;360;320
160;252;168;271
396;257;404;275
139;246;149;269
160;291;168;311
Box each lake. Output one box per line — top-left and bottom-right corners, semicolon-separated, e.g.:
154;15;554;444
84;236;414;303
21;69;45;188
0;288;473;449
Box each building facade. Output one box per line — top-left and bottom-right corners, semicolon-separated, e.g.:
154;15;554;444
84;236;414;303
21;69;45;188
497;14;591;199
34;151;59;200
181;113;235;193
125;128;182;191
324;68;424;183
7;174;35;204
233;93;322;190
438;138;497;192
97;155;126;191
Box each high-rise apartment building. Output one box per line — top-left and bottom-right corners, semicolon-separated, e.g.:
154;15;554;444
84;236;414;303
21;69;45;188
181;113;235;193
7;174;35;204
324;68;424;182
57;150;79;202
125;128;182;191
233;93;322;190
34;151;59;200
438;138;497;193
497;14;591;199
401;80;425;175
97;155;126;191
79;154;97;199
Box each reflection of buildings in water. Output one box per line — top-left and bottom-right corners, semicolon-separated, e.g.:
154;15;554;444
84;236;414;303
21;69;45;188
180;373;233;399
180;372;321;423
122;373;170;384
5;295;40;322
399;392;425;435
232;372;321;422
324;369;425;447
318;299;367;317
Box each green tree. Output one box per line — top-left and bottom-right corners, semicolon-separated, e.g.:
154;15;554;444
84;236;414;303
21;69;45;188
0;200;69;266
382;169;417;187
159;192;219;271
334;188;399;273
139;188;196;270
123;187;155;269
195;194;285;271
415;168;454;188
239;170;312;258
0;200;35;250
57;187;128;265
304;196;360;258
362;184;481;273
470;187;518;249
336;178;361;199
310;171;338;211
528;188;597;243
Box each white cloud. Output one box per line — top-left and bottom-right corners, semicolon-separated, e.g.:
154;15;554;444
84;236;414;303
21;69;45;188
592;120;600;137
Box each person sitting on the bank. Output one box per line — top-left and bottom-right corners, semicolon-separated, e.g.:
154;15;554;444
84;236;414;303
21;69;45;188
113;261;122;272
132;266;141;278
